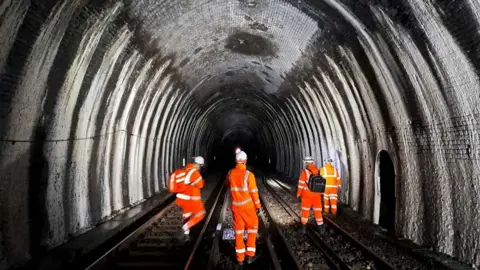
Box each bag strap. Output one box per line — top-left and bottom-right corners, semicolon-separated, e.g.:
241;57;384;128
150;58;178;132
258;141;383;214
306;168;318;176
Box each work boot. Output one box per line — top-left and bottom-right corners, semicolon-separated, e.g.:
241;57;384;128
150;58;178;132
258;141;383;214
246;255;258;264
177;230;190;242
317;224;325;233
298;224;306;235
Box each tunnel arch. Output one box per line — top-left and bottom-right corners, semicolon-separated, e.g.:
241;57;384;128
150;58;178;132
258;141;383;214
1;0;480;268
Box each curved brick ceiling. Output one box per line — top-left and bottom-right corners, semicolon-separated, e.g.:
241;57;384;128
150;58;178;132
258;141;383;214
0;0;479;269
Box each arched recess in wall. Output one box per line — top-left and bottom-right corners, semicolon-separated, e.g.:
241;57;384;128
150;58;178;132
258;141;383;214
373;150;396;233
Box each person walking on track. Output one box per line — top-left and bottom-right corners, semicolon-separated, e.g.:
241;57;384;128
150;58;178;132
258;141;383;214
226;150;261;265
297;156;324;234
168;156;206;241
320;159;341;216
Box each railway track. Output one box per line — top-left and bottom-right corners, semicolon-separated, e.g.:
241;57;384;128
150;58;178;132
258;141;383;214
82;174;224;270
264;176;396;270
207;185;282;269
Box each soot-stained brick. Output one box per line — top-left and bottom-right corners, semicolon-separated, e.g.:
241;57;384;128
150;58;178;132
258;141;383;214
225;31;278;57
249;21;269;31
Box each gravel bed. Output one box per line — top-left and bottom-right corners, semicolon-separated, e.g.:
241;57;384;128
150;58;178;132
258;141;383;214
259;180;329;270
267;177;429;270
335;213;429;270
266;178;385;269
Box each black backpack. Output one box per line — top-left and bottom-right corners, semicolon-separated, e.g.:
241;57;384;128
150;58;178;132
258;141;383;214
307;169;326;193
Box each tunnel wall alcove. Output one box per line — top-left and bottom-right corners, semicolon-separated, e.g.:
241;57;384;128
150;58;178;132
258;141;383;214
1;0;480;268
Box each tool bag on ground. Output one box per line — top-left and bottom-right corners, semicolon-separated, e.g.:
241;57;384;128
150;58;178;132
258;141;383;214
168;168;189;193
307;169;326;193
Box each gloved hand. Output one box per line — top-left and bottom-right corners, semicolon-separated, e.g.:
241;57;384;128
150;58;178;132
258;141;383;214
297;196;301;203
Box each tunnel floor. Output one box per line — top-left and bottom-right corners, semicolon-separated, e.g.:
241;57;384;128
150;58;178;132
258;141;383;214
21;171;472;270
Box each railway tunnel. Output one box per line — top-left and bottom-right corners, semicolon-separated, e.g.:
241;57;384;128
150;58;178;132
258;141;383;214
0;0;479;269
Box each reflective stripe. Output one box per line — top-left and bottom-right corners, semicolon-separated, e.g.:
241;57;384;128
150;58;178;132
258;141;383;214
191;177;202;185
305;169;311;178
322;167;337;177
236;248;246;253
338;185;342;188
177;193;191;200
247;247;256;252
183;212;192;218
244;170;250;190
316;218;323;222
177;193;202;200
184;168;197;184
195;210;206;217
312;208;322;211
235;230;245;234
233;198;252;206
325;185;338;188
250;188;258;192
182;223;189;231
184;229;190;235
298;180;306;184
176;178;185;183
169;175;174;190
247;229;257;234
317;222;324;225
324;205;330;208
231;187;248;191
176;172;186;177
301;217;308;222
331;205;337;209
301;207;310;211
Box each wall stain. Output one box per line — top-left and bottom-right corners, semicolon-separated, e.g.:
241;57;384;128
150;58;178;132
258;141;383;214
249;21;268;31
194;47;203;54
225;31;277;57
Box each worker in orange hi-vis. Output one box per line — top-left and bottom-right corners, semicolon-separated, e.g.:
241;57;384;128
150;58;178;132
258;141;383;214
225;151;261;265
169;156;206;241
320;159;341;216
297;156;324;234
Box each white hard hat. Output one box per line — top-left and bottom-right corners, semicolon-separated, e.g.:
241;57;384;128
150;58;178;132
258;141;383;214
235;151;247;163
194;156;205;166
303;156;314;163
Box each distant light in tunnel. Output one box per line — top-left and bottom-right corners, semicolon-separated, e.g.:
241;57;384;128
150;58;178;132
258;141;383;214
235;147;241;154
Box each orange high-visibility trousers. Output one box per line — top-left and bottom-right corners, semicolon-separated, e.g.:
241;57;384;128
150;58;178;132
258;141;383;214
323;187;338;215
233;207;258;262
176;198;206;234
301;193;323;225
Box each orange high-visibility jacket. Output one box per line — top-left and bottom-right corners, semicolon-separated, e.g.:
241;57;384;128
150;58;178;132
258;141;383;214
297;164;320;197
176;163;204;200
226;164;261;210
320;164;341;189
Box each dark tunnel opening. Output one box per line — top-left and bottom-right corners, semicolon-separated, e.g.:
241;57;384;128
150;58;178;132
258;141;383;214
1;0;480;268
378;150;396;234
